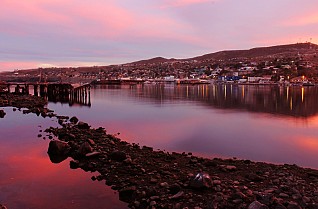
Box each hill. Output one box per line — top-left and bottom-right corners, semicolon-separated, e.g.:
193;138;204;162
127;42;318;65
130;57;177;65
191;42;318;61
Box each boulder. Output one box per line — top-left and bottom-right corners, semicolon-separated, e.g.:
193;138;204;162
70;116;79;124
109;150;127;162
119;186;137;203
47;140;70;163
77;121;90;129
0;109;6;118
189;172;213;190
78;142;93;156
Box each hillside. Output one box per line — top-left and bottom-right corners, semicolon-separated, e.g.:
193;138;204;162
126;42;318;65
192;42;318;61
130;57;177;65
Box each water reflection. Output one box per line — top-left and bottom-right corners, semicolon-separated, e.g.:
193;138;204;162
48;84;318;169
0;109;127;209
118;84;318;119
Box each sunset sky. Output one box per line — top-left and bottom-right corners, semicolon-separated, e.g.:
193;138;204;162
1;0;318;71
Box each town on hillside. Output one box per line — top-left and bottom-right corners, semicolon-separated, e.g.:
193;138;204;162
1;42;318;86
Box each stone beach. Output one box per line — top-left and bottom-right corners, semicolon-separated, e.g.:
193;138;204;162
1;92;318;209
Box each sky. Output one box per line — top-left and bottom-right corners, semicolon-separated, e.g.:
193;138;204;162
1;0;318;72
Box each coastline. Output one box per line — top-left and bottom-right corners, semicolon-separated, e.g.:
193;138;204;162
1;93;318;209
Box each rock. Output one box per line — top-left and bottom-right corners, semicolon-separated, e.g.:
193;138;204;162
307;204;318;209
0;109;6;118
225;165;237;171
109;150;127;162
47;140;70;163
70;116;79;124
160;182;169;188
169;184;181;194
78;142;93;156
0;204;7;209
119;186;136;203
85;151;101;158
246;173;264;182
86;138;95;146
274;203;287;209
169;191;184;199
77;121;90;129
287;202;302;209
149;201;156;207
279;193;289;198
189;172;213;190
248;201;269;209
150;178;158;184
70;160;80;169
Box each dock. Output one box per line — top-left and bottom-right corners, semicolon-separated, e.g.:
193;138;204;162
0;82;91;107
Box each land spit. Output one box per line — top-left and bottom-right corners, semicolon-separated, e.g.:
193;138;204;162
1;92;318;209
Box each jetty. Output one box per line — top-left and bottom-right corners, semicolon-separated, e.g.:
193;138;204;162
0;82;91;107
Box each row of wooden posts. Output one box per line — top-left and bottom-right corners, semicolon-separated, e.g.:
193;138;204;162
3;83;91;106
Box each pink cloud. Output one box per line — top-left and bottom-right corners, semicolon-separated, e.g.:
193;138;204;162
160;0;217;8
0;61;39;71
0;61;108;72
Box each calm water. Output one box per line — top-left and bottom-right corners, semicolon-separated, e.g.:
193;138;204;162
0;108;127;209
50;84;318;168
2;83;318;208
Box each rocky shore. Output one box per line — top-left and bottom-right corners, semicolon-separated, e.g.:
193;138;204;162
2;92;318;209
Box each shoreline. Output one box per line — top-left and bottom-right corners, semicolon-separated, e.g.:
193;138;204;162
1;92;318;209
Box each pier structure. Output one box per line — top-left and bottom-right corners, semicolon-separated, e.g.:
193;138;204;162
70;83;91;107
1;82;91;107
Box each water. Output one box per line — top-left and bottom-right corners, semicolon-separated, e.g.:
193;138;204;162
49;84;318;168
0;107;127;209
2;83;318;208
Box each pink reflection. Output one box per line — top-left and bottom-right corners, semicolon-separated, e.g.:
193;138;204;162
0;136;127;209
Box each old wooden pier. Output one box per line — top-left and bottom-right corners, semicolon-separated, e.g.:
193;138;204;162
0;82;91;106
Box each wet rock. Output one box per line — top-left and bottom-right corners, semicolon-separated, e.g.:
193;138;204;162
70;116;79;124
189;172;213;190
109;150;127;162
0;204;7;209
0;109;6;118
274;203;287;209
78;142;93;156
77;121;90;129
169;184;181;194
245;173;264;182
70;160;80;169
86;138;95;146
119;186;136;203
248;201;269;209
225;165;237;171
85;151;101;158
307;204;318;209
287;202;302;209
47;140;70;163
169;191;184;199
